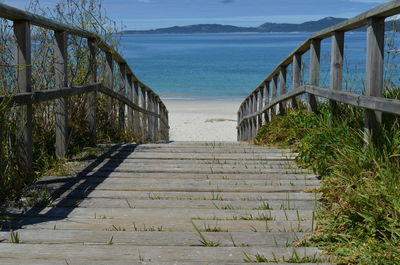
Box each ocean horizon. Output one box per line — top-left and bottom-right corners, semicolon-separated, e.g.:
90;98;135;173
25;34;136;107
120;32;398;100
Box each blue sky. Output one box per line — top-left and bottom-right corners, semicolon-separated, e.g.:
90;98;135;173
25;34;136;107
3;0;390;30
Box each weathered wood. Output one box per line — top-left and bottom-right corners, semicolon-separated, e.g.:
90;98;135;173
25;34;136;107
154;97;160;141
118;63;127;130
308;39;320;113
104;52;114;128
271;75;278;115
13;20;33;176
244;1;400;99
98;85;157;116
133;81;140;133
127;74;134;130
54;30;68;158
364;17;385;143
239;85;400;126
263;82;270;124
140;86;148;140
279;66;287;115
147;92;154;141
330;31;344;114
252;92;258;138
87;38;97;141
0;84;98;106
257;87;264;131
292;53;301;108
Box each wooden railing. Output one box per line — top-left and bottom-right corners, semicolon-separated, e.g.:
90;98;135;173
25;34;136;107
237;0;400;142
0;4;169;175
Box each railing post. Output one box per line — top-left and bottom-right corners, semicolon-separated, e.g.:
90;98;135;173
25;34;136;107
292;53;301;108
330;31;345;116
257;87;264;132
237;109;241;141
165;109;169;141
54;30;68;158
87;38;97;142
104;52;114;128
263;82;270;124
160;103;165;140
147;91;153;141
140;85;148;141
279;66;287;115
252;92;258;138
272;75;278;116
308;39;320;113
133;81;140;136
244;99;249;140
240;104;244;141
365;17;385;143
118;63;126;130
127;74;134;131
154;97;160;141
248;96;253;140
14;20;33;176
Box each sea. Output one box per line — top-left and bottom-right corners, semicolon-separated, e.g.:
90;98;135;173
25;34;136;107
119;32;399;100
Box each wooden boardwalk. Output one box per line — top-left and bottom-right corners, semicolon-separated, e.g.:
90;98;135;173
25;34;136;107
0;142;327;264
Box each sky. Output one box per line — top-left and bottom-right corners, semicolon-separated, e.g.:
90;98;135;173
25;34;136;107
3;0;391;30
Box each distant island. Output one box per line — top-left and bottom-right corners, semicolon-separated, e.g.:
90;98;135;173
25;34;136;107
124;17;397;34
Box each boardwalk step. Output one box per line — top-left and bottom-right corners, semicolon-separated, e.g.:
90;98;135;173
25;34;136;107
2;142;322;263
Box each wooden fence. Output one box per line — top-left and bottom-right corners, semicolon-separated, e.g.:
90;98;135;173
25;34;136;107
237;0;400;142
0;3;169;175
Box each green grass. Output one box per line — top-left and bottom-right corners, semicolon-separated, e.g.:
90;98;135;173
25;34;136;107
253;89;400;264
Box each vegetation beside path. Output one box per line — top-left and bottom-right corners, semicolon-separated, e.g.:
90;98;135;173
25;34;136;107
254;89;400;264
0;0;138;205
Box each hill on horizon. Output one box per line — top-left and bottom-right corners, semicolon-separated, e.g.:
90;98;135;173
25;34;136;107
124;17;349;34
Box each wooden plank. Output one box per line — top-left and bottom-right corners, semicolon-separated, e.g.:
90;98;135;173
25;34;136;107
330;31;344;114
279;66;287;115
364;17;385;143
104;52;114;128
133;81;140;134
140;86;148;140
147;92;154;141
54;30;68;158
0;244;322;263
118;63;127;130
155;98;160;141
292;53;301;108
127;74;134;130
308;39;320;113
257;87;263;130
87;38;97;141
13;20;33;176
0;230;306;247
97;85;157;116
263;82;270;124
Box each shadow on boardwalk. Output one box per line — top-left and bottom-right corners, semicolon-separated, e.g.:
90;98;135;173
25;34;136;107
1;144;146;231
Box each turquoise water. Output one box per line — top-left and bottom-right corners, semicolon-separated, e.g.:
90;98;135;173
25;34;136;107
120;32;397;99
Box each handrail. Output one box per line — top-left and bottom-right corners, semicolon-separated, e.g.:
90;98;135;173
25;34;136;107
238;85;400;125
0;3;170;175
237;0;400;142
240;0;400;106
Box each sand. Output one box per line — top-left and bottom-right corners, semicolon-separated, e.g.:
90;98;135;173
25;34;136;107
163;99;242;142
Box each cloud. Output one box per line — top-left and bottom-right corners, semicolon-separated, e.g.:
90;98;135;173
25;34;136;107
137;0;151;3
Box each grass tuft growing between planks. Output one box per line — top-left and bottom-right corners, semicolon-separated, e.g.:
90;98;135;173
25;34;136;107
253;89;400;264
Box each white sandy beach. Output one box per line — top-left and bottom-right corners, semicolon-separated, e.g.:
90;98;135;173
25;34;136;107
163;99;242;142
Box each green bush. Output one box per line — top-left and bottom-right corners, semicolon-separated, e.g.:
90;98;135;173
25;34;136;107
254;92;400;264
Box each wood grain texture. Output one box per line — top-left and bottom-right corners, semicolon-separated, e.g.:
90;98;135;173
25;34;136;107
2;142;323;264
